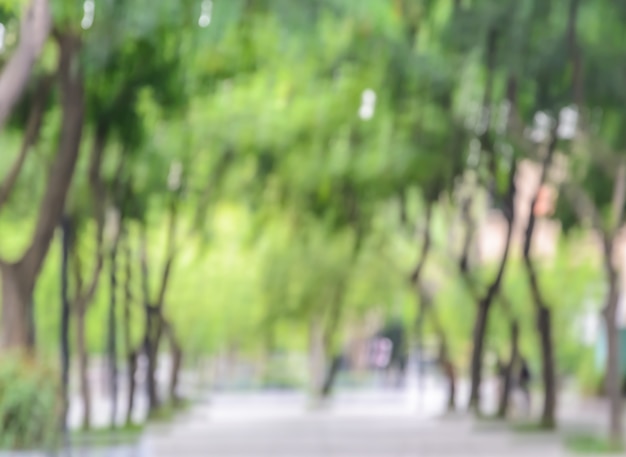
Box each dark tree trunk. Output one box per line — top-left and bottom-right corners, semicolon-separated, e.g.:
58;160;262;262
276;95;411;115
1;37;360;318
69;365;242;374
436;338;457;412
145;308;162;414
139;191;180;415
121;226;136;425
443;356;456;411
497;320;519;418
1;33;84;351
524;232;557;429
468;161;517;413
468;300;490;412
319;237;361;399
321;355;342;398
139;228;159;413
108;232;120;428
126;350;138;426
309;318;326;401
0;262;34;350
27;298;36;348
604;253;622;446
76;306;91;430
164;322;184;405
170;342;183;405
419;281;456;412
319;285;347;399
523;130;558;429
536;306;556;428
59;215;72;434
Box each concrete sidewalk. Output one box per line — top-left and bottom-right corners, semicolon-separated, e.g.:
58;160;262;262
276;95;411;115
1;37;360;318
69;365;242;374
143;384;585;457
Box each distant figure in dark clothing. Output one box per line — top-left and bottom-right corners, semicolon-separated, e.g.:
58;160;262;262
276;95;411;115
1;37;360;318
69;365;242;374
517;357;532;416
369;320;407;388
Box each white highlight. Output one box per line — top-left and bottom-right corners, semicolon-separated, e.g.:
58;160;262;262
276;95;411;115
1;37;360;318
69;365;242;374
529;111;552;143
81;0;95;30
199;0;213;28
168;161;183;191
0;24;5;52
558;105;578;140
359;89;377;120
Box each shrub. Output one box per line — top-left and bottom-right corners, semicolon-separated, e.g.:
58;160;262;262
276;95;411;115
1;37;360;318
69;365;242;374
0;353;61;450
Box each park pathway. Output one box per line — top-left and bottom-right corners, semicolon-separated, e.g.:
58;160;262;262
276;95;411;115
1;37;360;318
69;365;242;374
142;379;577;457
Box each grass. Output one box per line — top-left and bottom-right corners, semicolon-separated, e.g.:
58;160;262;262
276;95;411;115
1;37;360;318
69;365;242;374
71;423;145;447
69;398;193;447
565;434;625;455
147;398;192;423
510;420;557;433
475;412;507;422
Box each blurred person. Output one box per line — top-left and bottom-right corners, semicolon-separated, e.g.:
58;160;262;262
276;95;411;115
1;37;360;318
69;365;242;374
517;356;532;416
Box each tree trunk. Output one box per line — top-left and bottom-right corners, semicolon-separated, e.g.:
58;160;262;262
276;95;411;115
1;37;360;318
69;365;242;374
536;306;556;428
309;318;326;402
319;276;352;399
321;354;342;398
76;306;91;430
59;216;72;434
524;244;557;428
122;227;136;425
497;320;519;419
139;191;180;415
170;346;183;404
443;358;457;411
126;350;138;426
420;283;456;412
145;310;162;414
412;202;433;401
108;234;120;428
605;262;623;446
0;33;84;351
523;130;558;429
161;319;183;405
468;162;517;414
18;33;84;290
468;300;490;412
0;262;33;349
437;339;456;411
169;335;183;405
0;0;52;132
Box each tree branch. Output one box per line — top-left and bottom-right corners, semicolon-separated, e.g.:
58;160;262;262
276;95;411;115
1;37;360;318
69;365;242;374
0;74;53;213
567;0;583;107
139;225;151;306
79;125;111;305
523;124;559;259
611;160;626;233
153;175;184;309
70;236;85;310
192;148;233;233
0;0;52;133
410;201;432;286
19;33;84;285
562;182;605;236
155;196;179;309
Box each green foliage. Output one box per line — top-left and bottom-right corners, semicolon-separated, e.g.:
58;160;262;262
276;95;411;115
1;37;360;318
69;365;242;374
565;434;625;455
0;354;60;450
3;0;626;438
71;423;144;447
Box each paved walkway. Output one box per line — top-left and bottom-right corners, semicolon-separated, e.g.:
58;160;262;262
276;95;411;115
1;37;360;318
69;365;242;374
58;369;620;457
142;382;580;457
